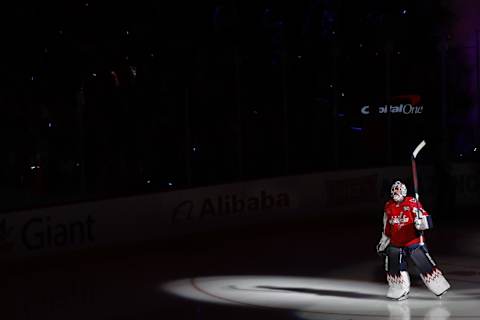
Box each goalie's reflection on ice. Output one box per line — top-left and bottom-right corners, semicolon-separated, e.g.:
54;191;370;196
161;275;479;320
298;300;452;320
387;300;450;320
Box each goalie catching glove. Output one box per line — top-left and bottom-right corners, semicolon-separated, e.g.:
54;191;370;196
376;233;390;256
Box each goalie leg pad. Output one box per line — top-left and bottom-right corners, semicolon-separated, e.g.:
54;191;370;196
420;268;450;297
386;246;410;300
386;246;407;273
409;246;450;296
409;245;436;274
387;271;410;300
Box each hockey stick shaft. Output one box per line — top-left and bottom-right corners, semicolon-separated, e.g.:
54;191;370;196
412;158;420;201
412;140;426;221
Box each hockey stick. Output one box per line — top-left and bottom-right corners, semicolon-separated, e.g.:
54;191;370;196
412;140;426;204
412;140;427;242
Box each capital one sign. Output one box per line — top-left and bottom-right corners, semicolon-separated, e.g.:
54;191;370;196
361;103;424;116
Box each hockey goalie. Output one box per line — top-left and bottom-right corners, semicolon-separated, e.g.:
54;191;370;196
376;181;450;300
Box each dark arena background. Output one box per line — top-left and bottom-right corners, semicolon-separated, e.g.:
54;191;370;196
1;1;480;319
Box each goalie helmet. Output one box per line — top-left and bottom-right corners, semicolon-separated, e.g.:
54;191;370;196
391;181;407;202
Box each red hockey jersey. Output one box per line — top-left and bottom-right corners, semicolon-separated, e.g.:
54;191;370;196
383;196;428;247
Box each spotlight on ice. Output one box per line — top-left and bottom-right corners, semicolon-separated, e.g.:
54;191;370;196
161;275;480;320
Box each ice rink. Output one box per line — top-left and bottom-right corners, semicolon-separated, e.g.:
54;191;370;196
3;213;480;320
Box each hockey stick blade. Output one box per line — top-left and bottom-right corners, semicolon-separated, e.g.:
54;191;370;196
412;140;426;159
